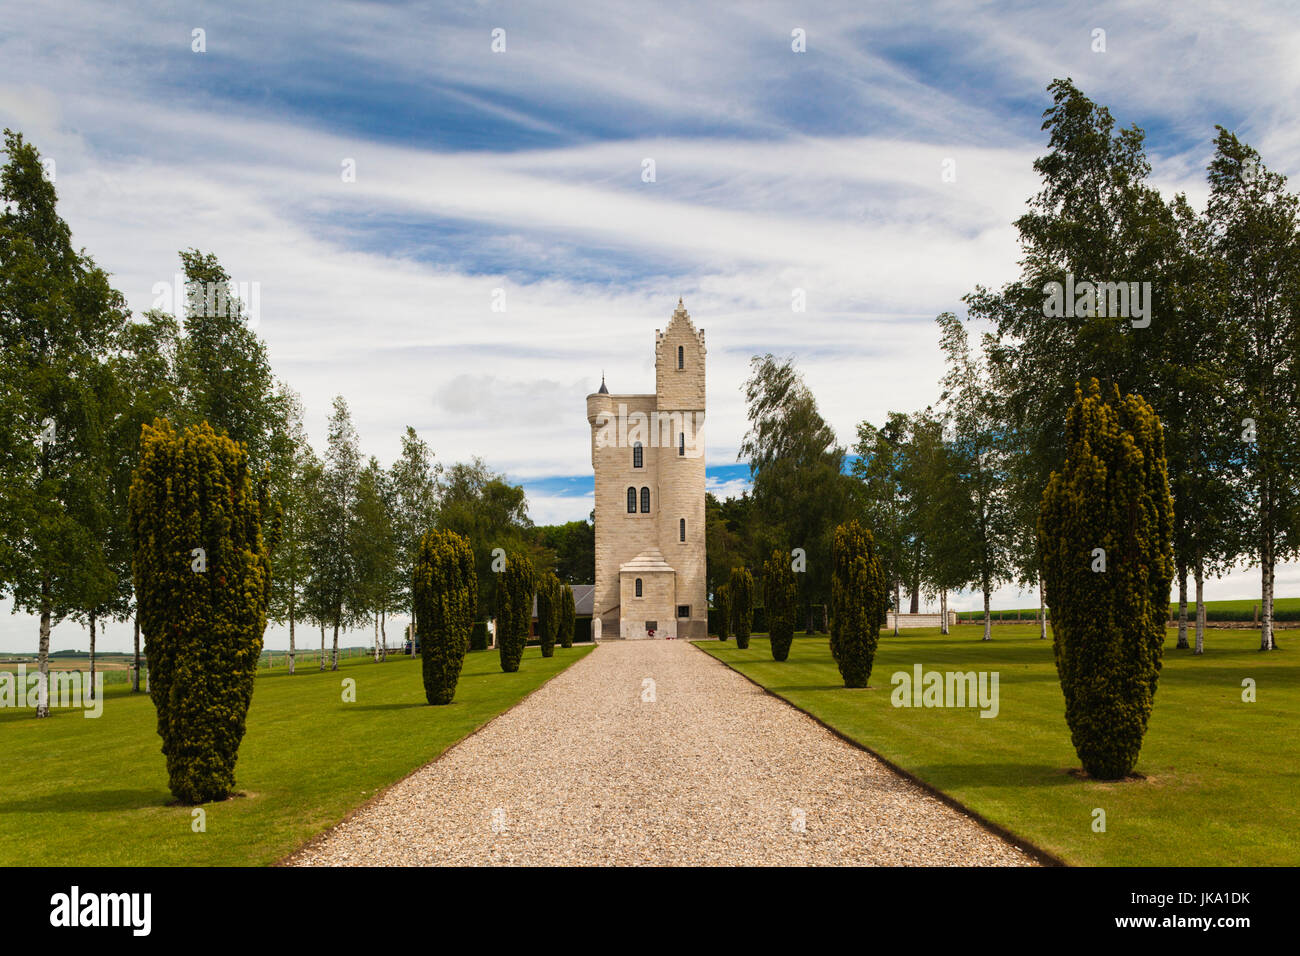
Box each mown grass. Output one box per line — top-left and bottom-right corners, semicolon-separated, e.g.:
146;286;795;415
699;625;1297;866
0;646;591;866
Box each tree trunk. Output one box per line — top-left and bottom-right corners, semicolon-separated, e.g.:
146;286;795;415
1038;578;1047;640
288;604;296;675
1176;559;1189;649
373;612;380;662
940;590;949;635
1194;557;1206;656
380;608;387;661
332;618;340;670
132;617;141;692
982;587;992;641
319;622;326;671
893;579;900;636
36;575;51;718
88;611;97;702
1261;523;1276;651
909;579;919;615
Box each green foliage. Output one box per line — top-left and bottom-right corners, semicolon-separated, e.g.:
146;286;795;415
0;129;129;714
495;552;535;673
264;386;314;670
412;529;477;705
729;567;753;648
713;583;730;640
1038;380;1174;779
830;520;887;688
558;583;576;649
304;396;363;670
1205;127;1300;650
174;250;281;470
351;455;399;654
439;458;538;619
533;520;594;585
470;620;490;651
536;572;562;658
129;420;270;803
762;549;798;661
389;426;441;640
738;355;859;613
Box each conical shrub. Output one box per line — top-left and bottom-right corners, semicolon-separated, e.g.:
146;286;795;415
1039;379;1174;780
413;529;477;704
129;420;270;804
763;549;799;661
830;520;887;688
729;567;754;649
558;583;576;648
495;552;535;673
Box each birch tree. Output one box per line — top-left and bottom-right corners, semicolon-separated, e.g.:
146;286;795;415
1206;128;1300;652
0;130;126;716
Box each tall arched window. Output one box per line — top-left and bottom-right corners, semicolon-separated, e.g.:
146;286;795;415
627;487;637;513
678;432;685;456
640;487;650;513
680;517;686;542
632;442;643;468
677;345;684;369
635;578;643;597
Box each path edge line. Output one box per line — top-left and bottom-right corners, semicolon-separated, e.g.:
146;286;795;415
275;643;601;866
689;640;1069;868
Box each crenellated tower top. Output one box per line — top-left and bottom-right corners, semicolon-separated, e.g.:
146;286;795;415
655;298;706;412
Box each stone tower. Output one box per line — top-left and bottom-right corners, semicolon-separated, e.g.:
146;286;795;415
586;299;707;639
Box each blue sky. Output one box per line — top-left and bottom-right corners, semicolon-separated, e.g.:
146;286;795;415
4;0;1300;650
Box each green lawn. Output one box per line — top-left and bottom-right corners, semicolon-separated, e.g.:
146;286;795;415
699;626;1298;866
0;646;591;866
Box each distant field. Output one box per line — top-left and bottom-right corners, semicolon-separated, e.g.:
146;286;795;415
957;597;1300;622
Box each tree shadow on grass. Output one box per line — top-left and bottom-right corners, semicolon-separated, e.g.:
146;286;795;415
346;702;431;711
0;787;169;814
900;763;1084;789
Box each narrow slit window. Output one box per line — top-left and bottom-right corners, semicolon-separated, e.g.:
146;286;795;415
635;578;643;597
680;517;686;542
627;487;636;513
640;486;650;513
679;432;685;456
678;345;684;369
633;442;643;468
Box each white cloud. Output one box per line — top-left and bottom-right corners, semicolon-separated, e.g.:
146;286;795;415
3;1;1299;650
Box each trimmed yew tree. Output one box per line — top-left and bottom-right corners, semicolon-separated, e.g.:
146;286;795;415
536;571;562;658
470;620;490;651
129;420;271;804
1039;380;1174;780
558;583;576;648
412;529;477;704
830;520;887;688
714;583;730;640
763;549;798;661
495;552;535;673
729;566;754;649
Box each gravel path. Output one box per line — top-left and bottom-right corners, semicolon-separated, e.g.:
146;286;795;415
288;640;1036;866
